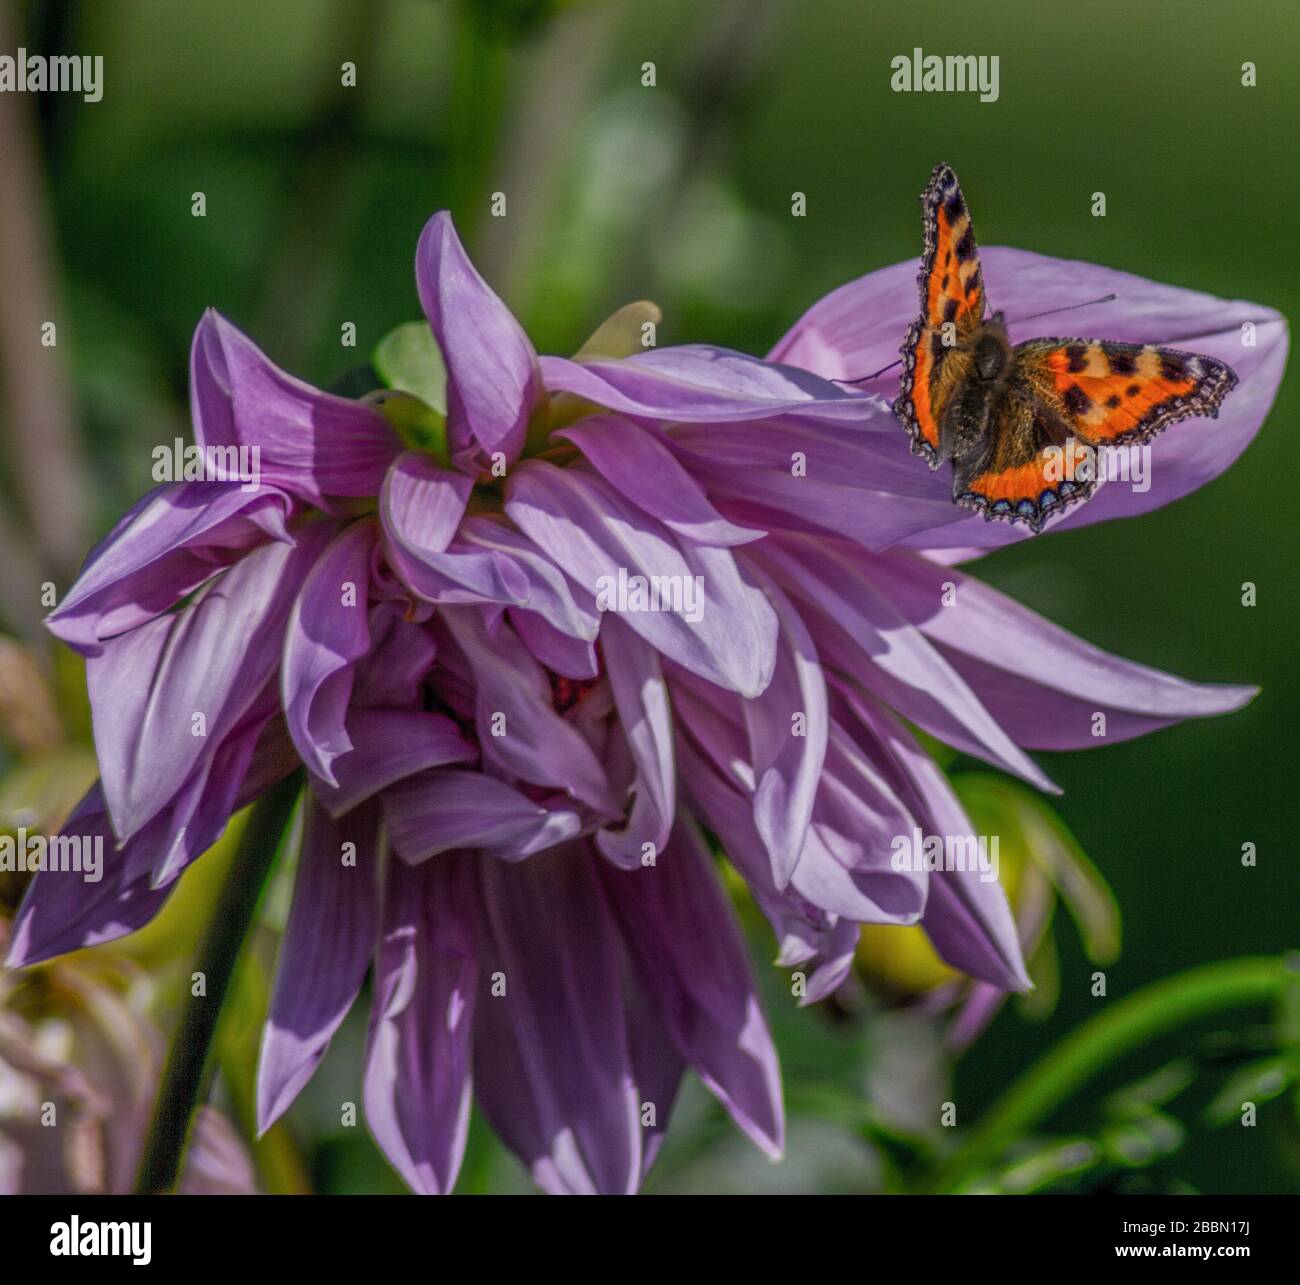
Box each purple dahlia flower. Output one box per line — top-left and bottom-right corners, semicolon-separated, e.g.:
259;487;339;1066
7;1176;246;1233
6;212;1282;1193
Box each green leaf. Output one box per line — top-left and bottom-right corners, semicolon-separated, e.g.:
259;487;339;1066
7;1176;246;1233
372;321;447;414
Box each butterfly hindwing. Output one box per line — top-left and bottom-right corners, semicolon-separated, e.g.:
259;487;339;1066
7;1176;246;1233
953;379;1096;531
897;164;986;466
1012;338;1238;448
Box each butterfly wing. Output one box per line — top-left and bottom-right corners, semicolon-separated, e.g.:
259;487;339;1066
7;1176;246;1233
1012;338;1238;448
956;339;1238;531
895;163;987;466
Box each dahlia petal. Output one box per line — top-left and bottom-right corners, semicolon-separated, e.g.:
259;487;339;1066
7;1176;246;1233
364;851;477;1195
740;573;828;888
599;820;784;1158
597;615;675;870
457;515;600;641
4;786;172;968
509;609;598;679
557;415;764;547
414;211;540;466
539;345;873;424
864;548;1257;748
282;521;376;785
47;481;296;655
839;687;1030;991
380;451;473;555
755;534;1057;793
621;979;685;1179
472;847;642;1194
669;414;958;551
790;724;927;924
382;769;581;863
507;460;777;698
88;522;336;841
191;310;400;506
257;799;380;1134
136;689;282;889
350;603;438;708
769;248;1287;545
442;607;618;814
311;708;476;818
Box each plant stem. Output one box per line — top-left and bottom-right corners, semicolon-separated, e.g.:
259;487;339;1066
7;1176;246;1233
135;773;302;1195
928;954;1294;1193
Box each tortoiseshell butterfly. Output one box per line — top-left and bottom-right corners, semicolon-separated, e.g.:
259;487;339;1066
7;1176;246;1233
894;163;1238;531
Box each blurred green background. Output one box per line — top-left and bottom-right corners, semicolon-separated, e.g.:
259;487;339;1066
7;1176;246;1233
0;0;1295;1193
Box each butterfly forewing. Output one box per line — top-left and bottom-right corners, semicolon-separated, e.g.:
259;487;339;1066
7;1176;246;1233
897;164;986;465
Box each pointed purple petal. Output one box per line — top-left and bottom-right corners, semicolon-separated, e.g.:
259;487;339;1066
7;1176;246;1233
471;845;642;1194
415;211;540;467
599;819;784;1159
364;851;477;1195
257;799;380;1132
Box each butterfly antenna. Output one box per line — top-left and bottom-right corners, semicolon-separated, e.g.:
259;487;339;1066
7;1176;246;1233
1008;293;1117;326
835;357;903;385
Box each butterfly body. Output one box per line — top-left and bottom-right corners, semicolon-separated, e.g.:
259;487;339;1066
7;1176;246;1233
894;164;1238;531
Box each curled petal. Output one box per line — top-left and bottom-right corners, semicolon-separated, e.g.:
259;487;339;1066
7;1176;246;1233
191;310;400;507
88;522;335;842
382;769;582;864
597;615;675;869
47;481;295;655
282;521;376;785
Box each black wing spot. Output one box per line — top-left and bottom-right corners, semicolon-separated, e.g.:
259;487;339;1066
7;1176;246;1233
1063;385;1092;416
1065;345;1088;373
1105;394;1121;409
944;192;965;222
943;298;959;323
930;332;946;359
955;228;975;262
1126;383;1141;398
1109;351;1138;376
1159;353;1188;382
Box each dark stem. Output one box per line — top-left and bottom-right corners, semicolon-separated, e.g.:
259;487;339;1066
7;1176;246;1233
135;772;302;1195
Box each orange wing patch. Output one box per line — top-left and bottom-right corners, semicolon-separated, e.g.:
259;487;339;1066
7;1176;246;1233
1019;339;1238;448
896;164;987;466
958;451;1095;532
